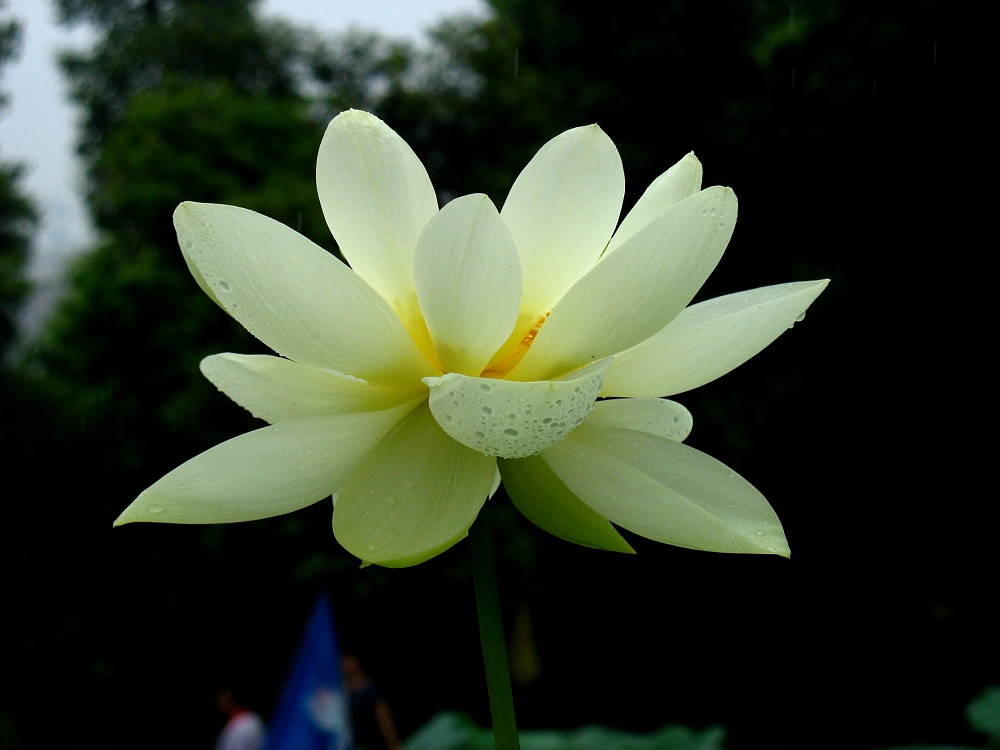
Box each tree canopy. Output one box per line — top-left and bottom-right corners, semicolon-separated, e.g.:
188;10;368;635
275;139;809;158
0;3;36;353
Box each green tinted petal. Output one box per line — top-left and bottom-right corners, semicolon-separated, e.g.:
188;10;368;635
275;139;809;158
334;403;496;567
423;358;612;459
174;202;433;385
115;400;421;526
200;354;422;424
604;152;703;257
543;421;789;556
587;397;693;442
414;194;521;375
512;187;737;382
500;124;624;329
602;280;830;397
315;109;439;313
500;455;634;553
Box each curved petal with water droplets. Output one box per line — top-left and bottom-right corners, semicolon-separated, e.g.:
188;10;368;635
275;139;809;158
586;397;693;442
499;455;634;553
602;279;830;398
423;358;612;459
604;152;703;257
200;354;423;424
541;421;789;555
496;125;624;356
315;110;439;319
114;400;422;526
414;194;521;375
175;202;434;386
334;403;496;568
511;187;737;382
180;245;225;311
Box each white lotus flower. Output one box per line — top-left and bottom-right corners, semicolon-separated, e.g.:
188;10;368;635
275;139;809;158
116;110;828;567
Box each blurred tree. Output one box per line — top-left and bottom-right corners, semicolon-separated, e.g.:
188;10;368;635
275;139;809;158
0;4;36;355
55;0;299;157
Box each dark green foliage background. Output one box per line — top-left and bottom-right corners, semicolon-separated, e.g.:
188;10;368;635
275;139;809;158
1;1;994;748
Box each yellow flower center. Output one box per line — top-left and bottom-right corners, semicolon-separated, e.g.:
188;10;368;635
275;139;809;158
481;312;550;379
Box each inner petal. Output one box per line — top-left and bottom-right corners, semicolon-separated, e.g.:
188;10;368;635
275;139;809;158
423;358;613;459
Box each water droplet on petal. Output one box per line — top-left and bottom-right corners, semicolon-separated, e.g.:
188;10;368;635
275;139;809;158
148;505;166;515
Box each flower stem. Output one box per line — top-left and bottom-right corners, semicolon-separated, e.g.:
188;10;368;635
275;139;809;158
469;499;520;750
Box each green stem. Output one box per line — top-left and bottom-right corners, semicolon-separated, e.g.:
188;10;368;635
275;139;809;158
469;499;520;750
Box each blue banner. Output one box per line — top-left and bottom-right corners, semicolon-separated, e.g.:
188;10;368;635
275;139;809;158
266;592;352;750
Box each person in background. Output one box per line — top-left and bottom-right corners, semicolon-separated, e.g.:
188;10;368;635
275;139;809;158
215;687;267;750
342;653;400;750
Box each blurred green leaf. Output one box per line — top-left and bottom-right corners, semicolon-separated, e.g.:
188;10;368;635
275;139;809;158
402;712;727;750
966;686;1000;741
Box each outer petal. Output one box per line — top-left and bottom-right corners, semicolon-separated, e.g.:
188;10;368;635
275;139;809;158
512;187;737;382
541;421;789;555
175;202;433;386
115;400;422;526
414;194;521;375
499;455;634;553
423;358;612;459
200;354;423;424
602;280;830;398
334;403;496;568
315;110;439;323
587;397;693;442
604;152;703;257
495;124;625;361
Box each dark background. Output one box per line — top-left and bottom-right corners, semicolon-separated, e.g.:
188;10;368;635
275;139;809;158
1;0;995;748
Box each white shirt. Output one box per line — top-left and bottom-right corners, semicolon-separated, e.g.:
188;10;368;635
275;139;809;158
216;711;266;750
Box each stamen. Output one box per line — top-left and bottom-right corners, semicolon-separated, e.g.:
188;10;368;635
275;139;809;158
482;312;550;378
520;312;550;348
